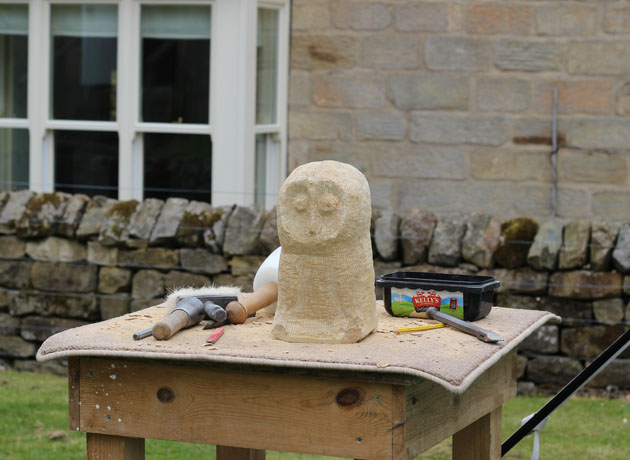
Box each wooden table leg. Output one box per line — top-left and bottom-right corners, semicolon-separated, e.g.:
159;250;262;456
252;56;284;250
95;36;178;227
452;406;502;460
86;433;145;460
216;445;266;460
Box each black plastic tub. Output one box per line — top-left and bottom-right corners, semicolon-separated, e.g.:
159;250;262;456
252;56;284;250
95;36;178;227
376;272;500;322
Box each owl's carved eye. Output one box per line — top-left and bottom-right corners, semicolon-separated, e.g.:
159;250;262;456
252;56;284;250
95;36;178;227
293;193;309;212
318;194;339;214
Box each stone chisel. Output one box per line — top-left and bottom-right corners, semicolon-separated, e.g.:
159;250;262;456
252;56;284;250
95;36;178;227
425;307;504;343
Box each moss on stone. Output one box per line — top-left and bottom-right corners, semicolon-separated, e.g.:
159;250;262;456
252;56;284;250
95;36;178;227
24;193;63;215
180;208;224;231
495;217;539;268
107;200;139;219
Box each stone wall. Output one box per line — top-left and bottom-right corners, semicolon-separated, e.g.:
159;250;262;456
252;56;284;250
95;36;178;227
0;191;628;392
288;0;630;220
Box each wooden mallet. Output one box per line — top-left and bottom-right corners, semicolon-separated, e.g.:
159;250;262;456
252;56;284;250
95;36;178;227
226;282;279;324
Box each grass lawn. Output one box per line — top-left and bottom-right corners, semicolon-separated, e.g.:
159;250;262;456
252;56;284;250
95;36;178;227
0;369;628;459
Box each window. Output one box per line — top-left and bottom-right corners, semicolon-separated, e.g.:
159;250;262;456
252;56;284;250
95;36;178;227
2;0;289;206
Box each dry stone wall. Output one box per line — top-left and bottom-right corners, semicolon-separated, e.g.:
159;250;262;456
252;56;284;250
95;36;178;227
0;191;629;393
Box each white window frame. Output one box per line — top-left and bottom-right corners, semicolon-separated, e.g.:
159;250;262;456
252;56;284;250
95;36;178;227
0;0;289;207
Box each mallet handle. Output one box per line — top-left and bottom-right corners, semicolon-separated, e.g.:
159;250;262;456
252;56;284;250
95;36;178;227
226;282;278;324
152;310;190;340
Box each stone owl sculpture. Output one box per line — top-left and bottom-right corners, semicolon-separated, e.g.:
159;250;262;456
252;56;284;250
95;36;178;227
272;160;378;343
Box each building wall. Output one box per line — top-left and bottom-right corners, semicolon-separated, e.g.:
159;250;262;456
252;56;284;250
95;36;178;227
288;0;630;219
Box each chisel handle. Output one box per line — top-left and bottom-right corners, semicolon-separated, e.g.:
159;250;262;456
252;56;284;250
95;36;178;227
152;310;190;340
226;282;278;324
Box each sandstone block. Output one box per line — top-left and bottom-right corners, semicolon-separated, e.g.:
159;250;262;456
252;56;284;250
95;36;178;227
535;81;612;115
565;119;630;150
372;145;468;180
568;42;630;76
16;192;71;238
468;4;532;35
289;111;353;141
119;248;179;269
561;325;628;358
307;141;371;176
260;208;280;253
549;271;622;299
313;73;384;109
0;190;34;234
20;316;88;342
0;336;36;358
512;117;564;146
495;218;539;269
291;35;357;70
612;224;630;273
558;150;627;185
31;262;98;292
127;198;163;243
0;236;25;258
331;1;391;30
475;77;529;113
471;148;552;182
291;2;329;30
496;40;563;72
56;193;89;238
428;214;466;267
425;37;491;71
356;112;406;141
163;271;211;292
603;2;630;34
100;295;130;320
541;297;593;325
150;197;188;245
212;274;254;293
0;261;33;289
616;82;630;116
389;74;468;111
203;206;233;254
558;221;590;270
592;191;630;221
373;210;400;261
410;114;507;146
176;201;221;247
87;241;119;266
76;196;116;240
593;298;625;325
394;2;449;32
180;248;228;274
25;237;87;262
223;205;266;256
131;270;164;300
229;256;266;276
556;188;590;220
527;356;582;386
98;267;132;294
0;313;20;336
289;74;312;108
519;324;559;354
496;293;541;311
535;4;597;36
99;200;139;245
399;209;436;266
527;220;563;271
485;268;548;296
8;291;99;319
461;214;501;269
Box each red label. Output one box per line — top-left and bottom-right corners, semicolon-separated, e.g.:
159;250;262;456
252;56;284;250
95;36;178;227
412;291;441;308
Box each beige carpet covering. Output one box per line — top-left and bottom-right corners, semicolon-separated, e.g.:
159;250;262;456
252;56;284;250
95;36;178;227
37;300;557;394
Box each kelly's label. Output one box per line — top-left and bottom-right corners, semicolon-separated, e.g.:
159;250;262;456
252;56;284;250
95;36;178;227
390;288;464;319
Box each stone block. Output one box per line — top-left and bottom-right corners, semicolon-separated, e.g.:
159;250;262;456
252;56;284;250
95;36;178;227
624;276;630;297
588;360;630;389
461;214;501;269
372;144;468;180
331;1;391;30
369;180;396;210
8;291;99;319
399;209;436;266
541;297;593;325
394;2;449;32
527;220;563;271
223;205;266;256
313;73;384;109
25;237;87;262
118;248;179;269
590;223;621;272
603;2;630;34
76;196;116;240
616;82;630;116
260;208;280;254
389;74;468;111
0;336;36;359
130;299;160;312
591;191;630;221
31;261;98;293
212;273;254;292
356;112;407;141
16;192;71;238
470;148;552;182
0;261;33;289
307;142;370;175
428;213;466;267
496;40;564;72
592;298;625;325
467;4;532;35
511;117;565;146
359;34;422;70
203;205;233;254
229;256;266;277
87;241;119;266
565;118;630;150
535;4;597;36
568;42;630;76
20;316;88;342
56;193;89;238
291;35;357;70
180;248;228;275
99;295;130;320
556;187;590;220
475;77;529;113
612;224;630;273
98;267;132;294
0;236;25;259
373;210;400;261
535;81;612;115
425;37;491;71
150;197;188;245
176;201;221;247
0;313;20;336
549;271;622;300
99;200;140;245
527;356;582;386
558;221;590;270
131;270;164;300
519;324;559;354
495;293;541;311
127;198;163;243
495;218;539;269
558;150;627;185
561;325;628;358
289;111;353;141
410;114;508;146
163;271;211;292
289;74;312;108
291;1;329;30
485;268;548;296
0;190;34;234
13;359;68;377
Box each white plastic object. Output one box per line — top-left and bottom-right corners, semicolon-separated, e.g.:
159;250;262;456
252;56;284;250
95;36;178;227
253;246;281;313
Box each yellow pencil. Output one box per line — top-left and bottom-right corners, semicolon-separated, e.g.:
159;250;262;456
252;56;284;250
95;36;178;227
396;323;447;334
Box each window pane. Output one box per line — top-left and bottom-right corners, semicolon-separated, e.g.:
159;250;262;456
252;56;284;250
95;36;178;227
0;4;28;118
141;6;211;124
144;133;212;201
51;5;117;121
54;130;118;197
0;128;28;191
256;9;279;125
254;133;280;207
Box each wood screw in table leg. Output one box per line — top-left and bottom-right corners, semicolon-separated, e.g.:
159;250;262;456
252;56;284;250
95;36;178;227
216;445;265;460
452;406;502;460
87;433;145;460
